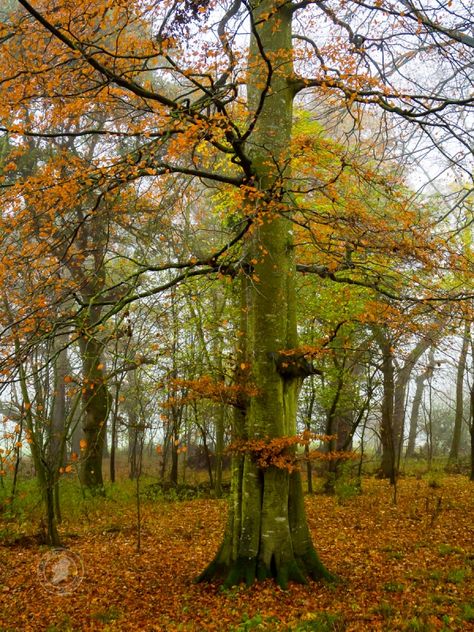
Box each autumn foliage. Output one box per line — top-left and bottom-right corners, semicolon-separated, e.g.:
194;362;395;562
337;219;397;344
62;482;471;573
229;432;357;472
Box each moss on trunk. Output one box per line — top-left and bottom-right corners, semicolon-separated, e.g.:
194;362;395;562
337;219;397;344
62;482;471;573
198;0;333;588
198;463;333;588
79;331;110;494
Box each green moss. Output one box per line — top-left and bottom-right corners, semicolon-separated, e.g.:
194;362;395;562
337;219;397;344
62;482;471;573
403;616;435;632
461;603;474;622
288;612;346;631
383;581;405;593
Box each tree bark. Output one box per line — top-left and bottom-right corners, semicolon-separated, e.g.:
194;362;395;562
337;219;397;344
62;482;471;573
470;404;474;482
406;348;435;458
323;370;344;493
375;327;435;482
128;410;145;480
214;407;225;497
109;387;119;483
304;381;316;494
78;322;110;493
470;333;474;481
170;419;179;486
449;321;470;461
198;0;332;587
50;335;69;523
376;332;396;484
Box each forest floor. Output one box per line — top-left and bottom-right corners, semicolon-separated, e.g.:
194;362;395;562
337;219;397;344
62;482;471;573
0;474;473;631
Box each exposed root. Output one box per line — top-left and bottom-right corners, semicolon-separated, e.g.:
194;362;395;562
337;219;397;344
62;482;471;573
197;547;336;589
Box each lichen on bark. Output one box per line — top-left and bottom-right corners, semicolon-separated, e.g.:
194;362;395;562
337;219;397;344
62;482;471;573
198;0;334;588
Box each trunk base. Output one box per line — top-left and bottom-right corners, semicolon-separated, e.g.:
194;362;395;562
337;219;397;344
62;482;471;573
197;546;335;589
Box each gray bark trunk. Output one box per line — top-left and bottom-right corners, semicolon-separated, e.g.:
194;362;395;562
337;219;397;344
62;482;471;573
406;348;435;458
449;322;470;461
198;0;332;587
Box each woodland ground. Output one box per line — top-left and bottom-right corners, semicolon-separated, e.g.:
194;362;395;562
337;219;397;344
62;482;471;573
0;473;473;632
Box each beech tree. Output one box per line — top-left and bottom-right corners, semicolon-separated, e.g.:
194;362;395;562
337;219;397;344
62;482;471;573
406;348;436;459
0;0;473;587
469;334;474;481
373;315;445;482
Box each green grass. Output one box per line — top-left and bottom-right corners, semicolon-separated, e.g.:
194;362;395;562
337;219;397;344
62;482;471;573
383;581;405;593
372;601;395;620
0;474;163;543
403;616;435;632
91;606;122;624
460;603;474;622
289;613;346;632
446;567;469;584
438;543;464;556
230;613;280;631
381;545;405;560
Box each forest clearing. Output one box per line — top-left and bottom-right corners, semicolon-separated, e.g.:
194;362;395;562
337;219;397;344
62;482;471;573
1;473;473;631
0;0;473;630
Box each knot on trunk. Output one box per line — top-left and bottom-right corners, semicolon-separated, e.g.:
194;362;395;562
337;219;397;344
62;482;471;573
268;352;322;379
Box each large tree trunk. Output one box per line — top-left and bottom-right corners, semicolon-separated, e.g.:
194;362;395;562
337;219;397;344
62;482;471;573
449;321;470;461
470;333;474;482
198;0;332;587
377;332;396;484
78;322;110;493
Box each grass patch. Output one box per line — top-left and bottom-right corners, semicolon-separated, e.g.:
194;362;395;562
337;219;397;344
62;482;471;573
381;545;405;560
91;606;122;624
403;616;435;631
429;593;456;606
383;581;405;593
438;543;464;556
372;601;395;620
231;613;280;631
446;568;468;584
460;603;474;622
289;613;346;631
45;617;79;632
